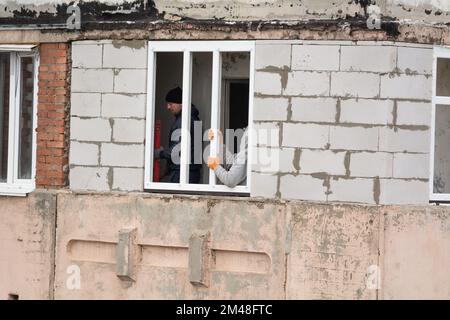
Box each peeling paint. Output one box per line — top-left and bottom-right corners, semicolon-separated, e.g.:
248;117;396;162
112;39;146;49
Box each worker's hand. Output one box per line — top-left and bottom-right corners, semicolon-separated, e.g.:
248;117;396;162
154;147;163;159
207;156;220;170
208;129;223;143
208;129;214;141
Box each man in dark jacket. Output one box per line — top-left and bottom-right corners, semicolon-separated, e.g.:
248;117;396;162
154;86;202;183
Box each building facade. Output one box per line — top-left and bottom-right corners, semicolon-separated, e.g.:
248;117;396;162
0;0;449;299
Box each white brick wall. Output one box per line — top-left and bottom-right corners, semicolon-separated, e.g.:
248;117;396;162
393;153;429;179
70;40;149;193
397;47;433;75
112;168;144;191
253;97;288;121
253;122;280;147
291;45;340;71
252;147;280;173
101;94;146;119
100;144;144;167
340;46;396;73
300;149;346;175
250;172;278;198
71;118;112;142
252;147;296;173
291;97;337;123
251;42;433;205
70;167;110;192
349;152;393;178
328;178;375;204
379;179;429;205
68;41;434;204
278;148;297;173
72;69;114;93
284;71;330;96
380;74;432;100
282;123;329;149
329;126;378;151
379;128;430;153
114;69;147;93
254;72;282;95
279;174;327;201
255;44;291;69
331;72;380;98
396;101;431;126
112;119;146;143
103;42;147;69
72;44;103;69
71;93;101;117
70;141;99;166
340;99;393;125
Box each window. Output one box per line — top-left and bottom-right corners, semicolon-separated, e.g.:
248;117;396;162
144;41;254;193
430;47;450;202
0;46;38;196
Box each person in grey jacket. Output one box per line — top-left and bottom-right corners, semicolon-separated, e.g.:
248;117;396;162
207;128;248;188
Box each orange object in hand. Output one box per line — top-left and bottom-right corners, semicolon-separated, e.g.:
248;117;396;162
207;156;220;170
208;129;223;143
208;129;214;141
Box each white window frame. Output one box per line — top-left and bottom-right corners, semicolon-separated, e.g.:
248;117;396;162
430;46;450;202
144;41;255;194
0;45;39;196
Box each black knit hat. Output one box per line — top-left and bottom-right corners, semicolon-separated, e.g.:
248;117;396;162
165;86;182;104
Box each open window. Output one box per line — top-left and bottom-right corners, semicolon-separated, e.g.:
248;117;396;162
0;46;38;196
430;47;450;202
144;41;254;194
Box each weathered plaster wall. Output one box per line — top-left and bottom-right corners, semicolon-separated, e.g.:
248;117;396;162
153;0;450;23
0;190;449;299
0;192;56;299
0;0;449;23
380;205;450;299
54;192;286;299
0;0;449;46
286;203;380;299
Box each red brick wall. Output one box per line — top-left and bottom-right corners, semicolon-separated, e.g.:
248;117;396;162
36;43;70;188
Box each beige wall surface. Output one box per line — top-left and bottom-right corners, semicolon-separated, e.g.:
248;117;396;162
0;193;56;300
380;206;450;299
0;190;448;300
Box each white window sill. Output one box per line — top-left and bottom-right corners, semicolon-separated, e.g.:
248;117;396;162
0;183;35;197
144;182;249;194
430;193;450;202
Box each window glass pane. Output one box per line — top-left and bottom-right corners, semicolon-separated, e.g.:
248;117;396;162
434;104;450;194
18;56;35;180
0;53;10;183
436;58;450;97
218;52;250;187
191;52;211;185
153;52;184;183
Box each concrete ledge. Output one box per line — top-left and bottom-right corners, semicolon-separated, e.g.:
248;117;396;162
0;190;449;299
